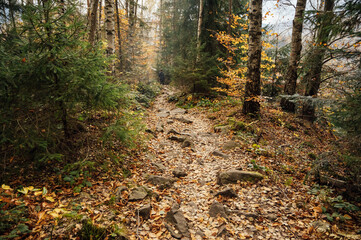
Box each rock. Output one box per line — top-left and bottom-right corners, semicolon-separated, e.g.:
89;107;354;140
169;135;186;142
214;125;230;133
214;188;237;198
217;170;264;185
115;186;127;202
137;204;151;220
195;230;205;237
170;108;187;115
165;204;191;238
168;129;180;135
157;111;170;118
152;163;166;172
311;220;330;233
129;186;148;201
222;140;239;150
167;119;174;124
212;150;229;159
217;224;228;237
147;175;176;187
209;201;227;218
172;117;193;124
173;168;188;178
156;123;164;132
266;213;278;221
181;138;194;148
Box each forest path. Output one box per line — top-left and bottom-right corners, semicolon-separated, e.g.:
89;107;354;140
126;86;311;239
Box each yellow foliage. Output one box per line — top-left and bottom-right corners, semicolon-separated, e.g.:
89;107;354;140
214;15;275;97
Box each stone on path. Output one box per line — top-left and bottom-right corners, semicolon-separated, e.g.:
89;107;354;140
152;162;166;172
165;204;191;238
209;201;228;218
137;204;151;220
311;220;330;233
168;129;180;135
222;140;239;150
156;123;164;132
157;110;170;118
147;175;176;187
168;135;186;142
214;125;230;133
173;168;188;178
212;150;229;159
181;137;194;148
172;117;193;124
217;170;264;185
170;108;187;115
214;188;237;198
129;186;148;201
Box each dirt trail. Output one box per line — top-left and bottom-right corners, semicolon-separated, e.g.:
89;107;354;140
127;87;312;239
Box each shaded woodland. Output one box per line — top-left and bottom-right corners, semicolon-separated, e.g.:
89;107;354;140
0;0;360;238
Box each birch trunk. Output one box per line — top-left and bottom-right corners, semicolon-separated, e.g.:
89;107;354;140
115;0;122;70
242;0;263;116
280;0;307;112
105;0;115;56
196;0;203;61
88;0;99;45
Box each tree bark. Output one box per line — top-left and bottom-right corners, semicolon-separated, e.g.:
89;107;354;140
280;0;307;112
88;0;99;45
97;0;102;40
105;0;115;56
115;0;123;70
302;0;334;121
242;0;263;116
196;0;204;61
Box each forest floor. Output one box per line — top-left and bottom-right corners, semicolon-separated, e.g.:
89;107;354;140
1;86;360;239
119;86;361;239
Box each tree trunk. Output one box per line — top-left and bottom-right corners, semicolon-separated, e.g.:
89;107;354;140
105;0;115;56
196;0;204;61
88;0;99;45
97;0;102;40
242;0;262;116
302;0;334;121
280;0;307;112
115;0;123;71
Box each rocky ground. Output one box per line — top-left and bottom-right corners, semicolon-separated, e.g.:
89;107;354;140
117;87;339;240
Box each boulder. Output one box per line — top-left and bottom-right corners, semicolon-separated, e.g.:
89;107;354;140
172;117;193;124
217;170;264;185
165;204;191;238
181;138;194;148
137;204;151;220
222;140;239;150
157;111;170;118
129;186;148;201
168;129;180;135
170;108;187;115
214;188;237;198
152;163;166;172
147;175;176;186
156;123;164;132
173;168;188;178
168;135;186;142
212;151;229;159
311;220;330;233
209;201;227;218
214;125;230;133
